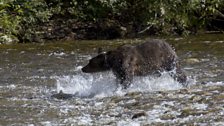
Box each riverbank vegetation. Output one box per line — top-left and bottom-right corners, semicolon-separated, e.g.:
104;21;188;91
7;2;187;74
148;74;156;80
0;0;224;43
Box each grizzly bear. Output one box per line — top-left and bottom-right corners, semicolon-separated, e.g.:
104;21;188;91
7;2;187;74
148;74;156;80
82;39;187;88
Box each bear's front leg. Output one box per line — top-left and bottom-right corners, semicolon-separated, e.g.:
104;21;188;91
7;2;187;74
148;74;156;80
120;64;135;89
120;74;133;89
169;66;187;87
119;56;137;89
113;67;133;89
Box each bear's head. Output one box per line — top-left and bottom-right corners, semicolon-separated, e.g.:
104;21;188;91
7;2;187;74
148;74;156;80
82;53;110;73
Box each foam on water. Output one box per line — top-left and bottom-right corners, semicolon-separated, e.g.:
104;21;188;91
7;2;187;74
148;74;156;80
55;72;118;98
54;68;190;98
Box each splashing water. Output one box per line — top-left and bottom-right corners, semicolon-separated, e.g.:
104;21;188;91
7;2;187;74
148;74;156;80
54;68;193;98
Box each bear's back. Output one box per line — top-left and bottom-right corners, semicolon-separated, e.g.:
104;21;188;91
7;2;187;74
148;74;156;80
136;39;176;62
133;39;177;74
107;39;178;75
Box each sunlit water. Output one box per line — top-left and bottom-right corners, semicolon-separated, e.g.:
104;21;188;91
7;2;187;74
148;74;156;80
0;34;224;125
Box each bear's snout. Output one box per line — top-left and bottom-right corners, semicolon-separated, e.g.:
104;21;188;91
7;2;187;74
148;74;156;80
81;66;89;73
82;65;98;73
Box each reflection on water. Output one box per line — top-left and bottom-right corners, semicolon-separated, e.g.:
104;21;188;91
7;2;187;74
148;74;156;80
0;34;224;125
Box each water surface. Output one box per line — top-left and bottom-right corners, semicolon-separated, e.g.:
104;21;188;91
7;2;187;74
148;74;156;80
0;34;224;125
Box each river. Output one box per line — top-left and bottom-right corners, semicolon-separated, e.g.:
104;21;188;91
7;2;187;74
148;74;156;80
0;34;224;125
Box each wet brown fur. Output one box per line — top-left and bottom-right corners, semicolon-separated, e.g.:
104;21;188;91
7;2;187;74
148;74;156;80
82;39;187;88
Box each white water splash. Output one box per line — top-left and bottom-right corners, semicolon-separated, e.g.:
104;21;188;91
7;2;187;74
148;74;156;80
55;72;117;98
54;69;189;98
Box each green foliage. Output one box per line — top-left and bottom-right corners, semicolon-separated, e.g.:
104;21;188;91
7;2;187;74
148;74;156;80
0;0;51;43
0;0;20;42
109;0;224;35
0;0;224;43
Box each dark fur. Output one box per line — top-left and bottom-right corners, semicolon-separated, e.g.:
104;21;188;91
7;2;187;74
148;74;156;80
82;39;187;88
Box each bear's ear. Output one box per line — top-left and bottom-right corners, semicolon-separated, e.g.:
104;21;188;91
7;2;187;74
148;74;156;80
98;47;103;54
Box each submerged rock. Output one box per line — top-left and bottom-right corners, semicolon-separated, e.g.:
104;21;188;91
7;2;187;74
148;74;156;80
51;90;73;100
185;58;200;64
132;112;147;119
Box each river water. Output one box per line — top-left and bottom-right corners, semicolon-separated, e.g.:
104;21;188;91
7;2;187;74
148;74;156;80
0;34;224;125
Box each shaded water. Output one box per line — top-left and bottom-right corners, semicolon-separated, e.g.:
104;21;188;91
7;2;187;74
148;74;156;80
0;34;224;125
